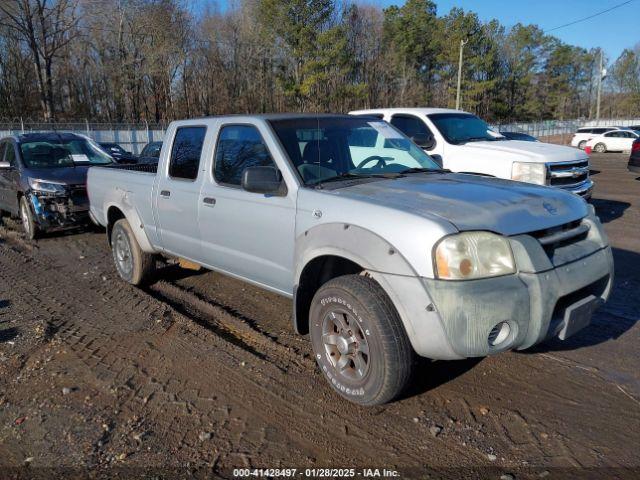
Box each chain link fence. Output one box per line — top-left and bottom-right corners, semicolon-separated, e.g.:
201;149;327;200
493;118;640;145
0;119;167;155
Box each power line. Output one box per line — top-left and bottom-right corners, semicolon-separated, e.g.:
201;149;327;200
545;0;635;33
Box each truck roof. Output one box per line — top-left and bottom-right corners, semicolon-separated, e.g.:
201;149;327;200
2;132;87;143
350;108;469;116
175;113;357;123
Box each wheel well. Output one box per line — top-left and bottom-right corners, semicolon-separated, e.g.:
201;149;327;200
106;207;126;244
294;255;363;335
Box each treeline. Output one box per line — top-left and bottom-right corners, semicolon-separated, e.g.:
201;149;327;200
0;0;639;123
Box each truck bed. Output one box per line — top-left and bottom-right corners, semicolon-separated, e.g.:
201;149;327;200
87;162;158;232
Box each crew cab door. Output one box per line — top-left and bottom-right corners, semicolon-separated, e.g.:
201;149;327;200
198;123;296;294
154;126;208;260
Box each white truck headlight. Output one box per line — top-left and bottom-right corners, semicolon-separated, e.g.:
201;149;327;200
434;232;516;280
29;178;67;194
511;162;547;185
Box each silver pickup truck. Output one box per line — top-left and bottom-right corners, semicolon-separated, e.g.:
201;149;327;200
87;114;614;406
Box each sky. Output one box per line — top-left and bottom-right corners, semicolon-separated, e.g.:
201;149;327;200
373;0;637;62
196;0;638;63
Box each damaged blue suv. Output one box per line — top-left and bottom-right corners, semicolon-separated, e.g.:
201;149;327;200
0;132;112;239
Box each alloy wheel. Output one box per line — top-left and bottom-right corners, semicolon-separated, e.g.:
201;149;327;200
321;309;370;381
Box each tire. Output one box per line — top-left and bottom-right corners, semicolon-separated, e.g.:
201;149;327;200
20;196;39;240
578;140;587;150
309;274;413;406
594;143;607;153
111;218;156;285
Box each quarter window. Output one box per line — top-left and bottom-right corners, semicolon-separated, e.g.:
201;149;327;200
169;127;206;180
214;125;275;186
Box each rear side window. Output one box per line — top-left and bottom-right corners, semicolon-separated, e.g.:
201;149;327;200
214;125;275;186
169;127;206;180
390;115;433;138
593;128;609;134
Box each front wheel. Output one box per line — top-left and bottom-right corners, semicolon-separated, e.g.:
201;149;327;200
20;196;39;240
309;275;413;406
111;218;156;285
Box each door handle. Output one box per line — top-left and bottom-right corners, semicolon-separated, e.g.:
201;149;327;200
160;190;171;198
203;197;216;206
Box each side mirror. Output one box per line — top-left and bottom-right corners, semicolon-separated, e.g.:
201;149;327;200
241;166;284;195
430;154;443;168
411;133;435;150
0;161;11;169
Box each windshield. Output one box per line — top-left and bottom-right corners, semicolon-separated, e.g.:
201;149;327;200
429;113;504;145
269;117;441;186
20;138;113;168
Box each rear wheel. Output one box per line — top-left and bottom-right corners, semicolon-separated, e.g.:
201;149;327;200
20;197;39;240
578;140;587;150
594;143;607;153
309;275;413;406
111;218;156;285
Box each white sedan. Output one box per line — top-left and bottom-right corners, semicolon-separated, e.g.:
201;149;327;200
585;129;639;153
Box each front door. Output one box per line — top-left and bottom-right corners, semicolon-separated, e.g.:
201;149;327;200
155;125;208;260
198;123;296;294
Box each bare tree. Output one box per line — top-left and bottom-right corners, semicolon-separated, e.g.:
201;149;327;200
0;0;80;120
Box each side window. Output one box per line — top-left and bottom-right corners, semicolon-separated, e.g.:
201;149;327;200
4;142;16;165
390;115;433;139
169;127;206;180
214;125;275;187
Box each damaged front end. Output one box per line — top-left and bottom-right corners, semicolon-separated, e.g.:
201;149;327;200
26;180;89;231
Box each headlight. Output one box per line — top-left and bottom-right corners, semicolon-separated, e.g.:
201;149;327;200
434;231;516;280
29;178;67;194
511;162;547;185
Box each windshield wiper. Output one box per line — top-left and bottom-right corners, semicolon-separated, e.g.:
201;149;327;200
399;167;450;174
312;172;399;188
460;137;494;143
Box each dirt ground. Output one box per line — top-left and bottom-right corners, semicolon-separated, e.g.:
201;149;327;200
0;153;639;479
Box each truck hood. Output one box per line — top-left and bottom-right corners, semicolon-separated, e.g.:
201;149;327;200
458;140;587;164
327;173;588;236
25;166;90;185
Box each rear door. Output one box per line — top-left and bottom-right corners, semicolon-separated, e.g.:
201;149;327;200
155;126;208;260
198;123;296;294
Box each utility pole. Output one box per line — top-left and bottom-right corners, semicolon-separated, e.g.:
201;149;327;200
456;39;468;111
595;49;607;122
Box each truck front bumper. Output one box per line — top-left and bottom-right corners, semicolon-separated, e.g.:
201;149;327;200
422;246;612;358
373;211;614;360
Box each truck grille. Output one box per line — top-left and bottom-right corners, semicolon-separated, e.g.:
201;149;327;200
529;219;590;254
548;160;589;187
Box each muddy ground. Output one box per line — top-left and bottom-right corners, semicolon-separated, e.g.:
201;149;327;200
0;153;638;479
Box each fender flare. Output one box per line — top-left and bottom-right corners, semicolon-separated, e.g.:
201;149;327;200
295;223;417;282
294;223;425;344
105;199;155;253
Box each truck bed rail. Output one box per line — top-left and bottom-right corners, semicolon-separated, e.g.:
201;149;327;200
99;163;158;174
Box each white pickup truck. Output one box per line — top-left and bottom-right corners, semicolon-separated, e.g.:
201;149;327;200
350;108;593;198
87;114;613;405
